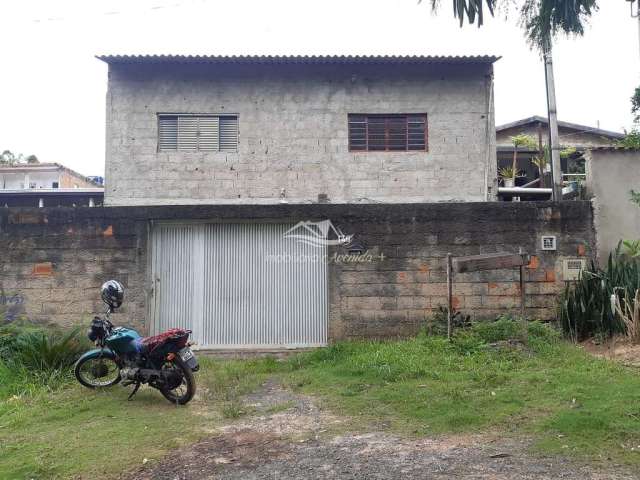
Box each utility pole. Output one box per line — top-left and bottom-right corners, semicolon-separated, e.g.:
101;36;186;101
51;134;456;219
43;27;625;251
630;0;640;58
543;41;563;201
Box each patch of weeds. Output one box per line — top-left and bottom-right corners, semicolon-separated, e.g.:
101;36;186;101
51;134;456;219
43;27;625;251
221;400;251;419
422;306;448;336
199;356;281;402
471;315;525;343
264;400;295;415
339;383;371;397
450;331;486;355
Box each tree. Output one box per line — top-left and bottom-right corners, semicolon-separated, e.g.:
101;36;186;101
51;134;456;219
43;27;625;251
429;0;598;200
428;0;597;48
0;150;39;165
632;86;640;123
0;150;20;165
618;130;640;149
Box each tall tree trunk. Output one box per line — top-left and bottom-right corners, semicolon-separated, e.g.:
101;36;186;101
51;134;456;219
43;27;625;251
543;42;563;201
512;148;518;180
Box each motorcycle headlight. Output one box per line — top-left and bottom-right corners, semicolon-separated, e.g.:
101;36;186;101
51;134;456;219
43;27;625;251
88;318;105;342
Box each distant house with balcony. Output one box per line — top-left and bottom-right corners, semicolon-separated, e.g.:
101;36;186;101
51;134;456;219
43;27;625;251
496;115;624;188
0;163;104;207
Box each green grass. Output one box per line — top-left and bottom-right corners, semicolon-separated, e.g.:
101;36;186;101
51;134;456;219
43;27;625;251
0;355;280;480
279;321;640;464
0;369;210;479
0;386;203;479
2;319;640;478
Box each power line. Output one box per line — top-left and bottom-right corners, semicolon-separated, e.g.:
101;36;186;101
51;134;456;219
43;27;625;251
26;0;204;24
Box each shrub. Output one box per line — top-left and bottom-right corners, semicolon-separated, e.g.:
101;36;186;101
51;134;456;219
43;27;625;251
450;331;486;355
0;321;46;362
0;322;86;372
526;320;561;344
421;305;471;338
470;316;523;343
559;246;640;341
13;328;84;371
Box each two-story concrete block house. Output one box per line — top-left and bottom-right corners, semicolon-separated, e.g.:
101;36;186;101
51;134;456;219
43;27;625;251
90;54;573;351
99;55;499;206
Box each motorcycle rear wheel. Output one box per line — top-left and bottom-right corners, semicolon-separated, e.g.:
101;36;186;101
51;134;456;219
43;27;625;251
75;356;121;389
159;358;196;405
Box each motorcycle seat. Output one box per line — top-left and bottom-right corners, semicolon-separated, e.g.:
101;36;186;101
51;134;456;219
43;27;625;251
137;328;190;355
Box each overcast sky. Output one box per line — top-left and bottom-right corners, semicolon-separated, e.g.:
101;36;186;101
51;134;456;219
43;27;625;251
1;0;638;176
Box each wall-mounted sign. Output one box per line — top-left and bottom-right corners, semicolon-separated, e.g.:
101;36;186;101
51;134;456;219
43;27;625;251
541;235;557;251
562;258;587;281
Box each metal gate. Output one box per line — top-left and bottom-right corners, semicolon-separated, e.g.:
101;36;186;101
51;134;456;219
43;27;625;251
151;223;328;349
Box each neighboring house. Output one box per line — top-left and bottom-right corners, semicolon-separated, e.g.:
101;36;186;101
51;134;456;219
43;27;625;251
88;176;105;186
0;163;104;207
496;115;624;185
98;54;499;206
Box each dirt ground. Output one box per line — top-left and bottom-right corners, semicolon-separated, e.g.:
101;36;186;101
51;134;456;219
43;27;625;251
126;379;637;480
581;336;640;367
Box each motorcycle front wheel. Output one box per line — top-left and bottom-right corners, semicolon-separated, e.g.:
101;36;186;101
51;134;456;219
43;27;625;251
159;357;196;405
74;356;121;388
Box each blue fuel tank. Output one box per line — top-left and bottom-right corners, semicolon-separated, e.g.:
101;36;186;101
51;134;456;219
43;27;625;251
105;326;141;355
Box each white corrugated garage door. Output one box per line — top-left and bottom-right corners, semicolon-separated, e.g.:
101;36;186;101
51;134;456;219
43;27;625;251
150;223;328;349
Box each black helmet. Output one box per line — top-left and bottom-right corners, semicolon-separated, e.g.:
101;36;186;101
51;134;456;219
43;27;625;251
101;280;124;309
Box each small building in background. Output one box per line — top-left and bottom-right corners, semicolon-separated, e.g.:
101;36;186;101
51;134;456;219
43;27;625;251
496;115;624;182
495;115;624;200
0;163;104;207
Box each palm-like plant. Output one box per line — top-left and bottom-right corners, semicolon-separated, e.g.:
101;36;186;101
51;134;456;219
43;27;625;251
429;0;598;200
432;0;497;27
510;134;537;180
429;0;598;48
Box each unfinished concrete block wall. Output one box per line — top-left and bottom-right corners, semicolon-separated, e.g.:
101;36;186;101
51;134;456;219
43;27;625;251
0;209;148;329
327;202;594;338
0;202;594;340
104;61;497;206
586;149;640;263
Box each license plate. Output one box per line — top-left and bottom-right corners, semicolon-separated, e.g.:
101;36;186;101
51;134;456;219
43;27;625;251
179;347;194;362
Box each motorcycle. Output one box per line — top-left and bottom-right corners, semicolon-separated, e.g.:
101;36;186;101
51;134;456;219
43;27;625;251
74;280;199;405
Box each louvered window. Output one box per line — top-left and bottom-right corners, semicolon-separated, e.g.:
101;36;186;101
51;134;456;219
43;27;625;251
348;114;427;152
158;114;238;152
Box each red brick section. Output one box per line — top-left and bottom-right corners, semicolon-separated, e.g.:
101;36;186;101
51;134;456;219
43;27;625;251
32;262;53;277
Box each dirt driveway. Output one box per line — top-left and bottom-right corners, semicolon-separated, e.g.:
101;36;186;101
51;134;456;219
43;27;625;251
126;380;637;480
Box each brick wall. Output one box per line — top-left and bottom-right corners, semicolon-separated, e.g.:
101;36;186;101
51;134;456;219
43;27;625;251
327;202;594;338
0;202;594;341
59;170;97;189
105;61;497;206
0;209;148;329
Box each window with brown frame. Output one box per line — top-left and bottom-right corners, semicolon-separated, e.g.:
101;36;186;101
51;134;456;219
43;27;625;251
348;114;427;152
